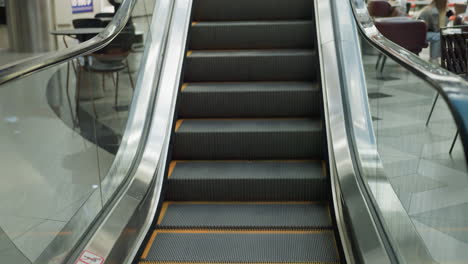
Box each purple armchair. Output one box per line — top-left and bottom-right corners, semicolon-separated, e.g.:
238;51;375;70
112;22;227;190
371;16;428;72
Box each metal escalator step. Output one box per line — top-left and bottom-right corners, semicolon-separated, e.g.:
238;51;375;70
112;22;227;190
165;160;327;201
173;118;323;160
190;21;315;50
185;49;317;82
158;202;332;229
179;82;321;118
192;0;314;21
141;230;340;263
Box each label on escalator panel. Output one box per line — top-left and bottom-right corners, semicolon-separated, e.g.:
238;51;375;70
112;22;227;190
75;250;104;264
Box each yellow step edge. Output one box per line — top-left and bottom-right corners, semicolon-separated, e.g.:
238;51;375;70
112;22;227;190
157;202;171;225
167;161;177;178
175;120;184;131
141;231;158;259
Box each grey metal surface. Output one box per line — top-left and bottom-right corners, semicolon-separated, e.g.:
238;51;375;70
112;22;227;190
344;0;447;262
173;118;323;159
145;231;339;263
159;203;333;228
166;160;328;201
170;160;324;180
190;21;315;50
315;0;392;263
6;0;56;52
192;0;313;21
185;49;317;82
166;177;328;201
179;82;321;117
0;0;136;84
178;118;321;132
96;0;193;263
63;0;187;263
316;0;436;261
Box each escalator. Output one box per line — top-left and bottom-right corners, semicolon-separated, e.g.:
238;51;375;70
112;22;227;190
137;0;341;263
4;0;468;262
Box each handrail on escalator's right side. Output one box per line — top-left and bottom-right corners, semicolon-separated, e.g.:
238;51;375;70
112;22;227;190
350;0;468;163
0;0;137;85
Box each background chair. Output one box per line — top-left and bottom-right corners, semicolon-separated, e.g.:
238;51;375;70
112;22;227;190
368;0;394;17
426;27;468;153
95;13;115;27
373;17;428;72
368;0;406;18
72;18;104;43
95;12;114;18
86;30;136;109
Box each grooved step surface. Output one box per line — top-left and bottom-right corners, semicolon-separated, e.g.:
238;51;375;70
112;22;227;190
190;21;315;50
143;231;339;263
192;0;314;21
179;82;321;117
158;202;332;229
165;161;328;201
169;160;324;179
173;118;323;160
185;49;317;82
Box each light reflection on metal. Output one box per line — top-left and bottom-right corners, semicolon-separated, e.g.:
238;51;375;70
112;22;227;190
324;0;442;262
337;0;458;263
71;0;193;264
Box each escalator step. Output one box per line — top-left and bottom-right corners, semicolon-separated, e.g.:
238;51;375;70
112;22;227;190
141;230;340;263
158;202;332;229
173;118;323;160
190;21;315;50
185;49;317;82
179;82;321;117
192;0;314;21
165;160;327;201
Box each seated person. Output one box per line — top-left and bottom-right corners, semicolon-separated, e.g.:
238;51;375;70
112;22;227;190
417;0;450;63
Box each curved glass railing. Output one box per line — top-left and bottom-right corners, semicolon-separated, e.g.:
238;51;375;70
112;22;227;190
0;0;157;263
334;0;468;262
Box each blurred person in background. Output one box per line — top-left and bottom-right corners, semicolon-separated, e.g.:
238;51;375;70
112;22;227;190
417;0;449;63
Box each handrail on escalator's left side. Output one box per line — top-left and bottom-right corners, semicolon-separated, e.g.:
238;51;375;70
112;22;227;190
0;0;137;85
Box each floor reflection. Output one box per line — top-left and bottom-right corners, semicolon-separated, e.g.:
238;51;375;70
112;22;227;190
364;47;468;263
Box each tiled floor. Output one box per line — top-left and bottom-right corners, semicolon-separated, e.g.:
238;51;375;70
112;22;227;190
363;46;468;263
